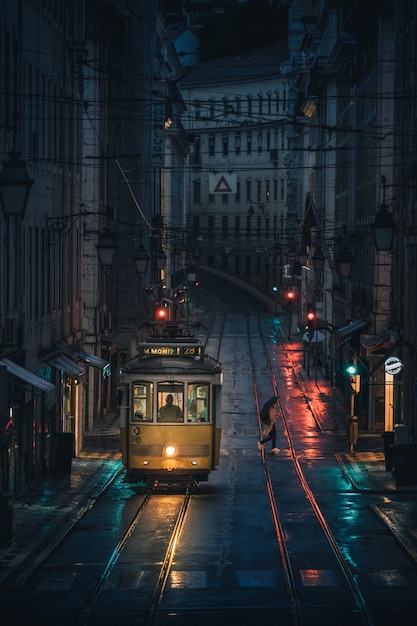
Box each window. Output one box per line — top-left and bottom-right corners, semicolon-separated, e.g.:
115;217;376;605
222;215;228;238
246;179;251;202
247;96;252;116
257;131;262;154
265;179;270;202
209;99;215;120
258;94;263;115
235;132;241;155
235;97;241;115
222;134;228;156
235;215;240;240
132;382;154;422
192;214;200;239
208;215;215;239
208;134;215;157
157;382;184;422
257;179;262;202
187;383;209;422
246;132;252;154
193;179;201;203
236;180;241;202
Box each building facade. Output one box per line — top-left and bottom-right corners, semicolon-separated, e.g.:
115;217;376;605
179;40;294;300
287;0;417;438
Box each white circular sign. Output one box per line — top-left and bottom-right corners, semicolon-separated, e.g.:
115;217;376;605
384;356;403;375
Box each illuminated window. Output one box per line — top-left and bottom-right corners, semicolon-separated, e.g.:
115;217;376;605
187;384;209;422
132;382;153;422
157;382;184;422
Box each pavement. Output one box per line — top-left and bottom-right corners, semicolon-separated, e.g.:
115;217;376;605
1;335;417;592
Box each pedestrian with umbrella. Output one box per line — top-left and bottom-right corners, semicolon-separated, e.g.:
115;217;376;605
257;396;280;454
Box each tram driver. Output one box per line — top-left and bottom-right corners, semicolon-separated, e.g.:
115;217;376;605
158;394;183;422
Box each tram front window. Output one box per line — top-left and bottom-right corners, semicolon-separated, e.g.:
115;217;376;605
187;383;209;422
157;383;184;422
132;382;153;421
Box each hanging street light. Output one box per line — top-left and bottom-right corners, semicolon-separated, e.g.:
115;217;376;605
312;246;325;272
298;244;308;266
335;245;355;279
96;227;117;268
154;248;167;271
133;246;150;274
372;202;396;252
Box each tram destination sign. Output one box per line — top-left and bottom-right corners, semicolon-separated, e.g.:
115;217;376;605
140;344;204;358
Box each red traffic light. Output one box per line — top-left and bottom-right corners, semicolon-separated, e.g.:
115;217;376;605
306;310;315;322
287;290;295;300
155;306;168;321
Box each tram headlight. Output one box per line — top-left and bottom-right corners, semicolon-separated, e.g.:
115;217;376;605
165;445;176;457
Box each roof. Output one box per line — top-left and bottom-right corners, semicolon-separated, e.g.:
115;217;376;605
179;39;289;86
0;358;56;408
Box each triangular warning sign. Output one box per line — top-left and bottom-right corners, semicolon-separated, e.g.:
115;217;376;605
213;175;233;193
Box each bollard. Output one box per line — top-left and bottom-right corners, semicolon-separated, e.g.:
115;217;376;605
347;415;358;453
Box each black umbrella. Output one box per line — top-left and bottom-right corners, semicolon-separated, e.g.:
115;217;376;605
260;396;278;423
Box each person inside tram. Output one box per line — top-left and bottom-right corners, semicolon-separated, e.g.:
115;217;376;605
158;394;183;422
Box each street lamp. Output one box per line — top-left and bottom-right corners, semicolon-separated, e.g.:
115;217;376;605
298;244;308;266
335;245;355;279
133;246;150;274
372;202;396;252
0;150;33;217
312;246;325;272
96;227;117;267
154;248;167;271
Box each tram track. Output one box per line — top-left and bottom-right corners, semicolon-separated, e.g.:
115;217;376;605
76;482;194;625
248;313;373;625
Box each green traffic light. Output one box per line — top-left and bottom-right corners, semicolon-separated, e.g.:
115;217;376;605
346;360;357;375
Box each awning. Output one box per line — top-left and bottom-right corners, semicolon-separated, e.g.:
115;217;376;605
46;354;85;377
360;332;394;357
0;358;56;408
335;318;368;338
72;349;109;371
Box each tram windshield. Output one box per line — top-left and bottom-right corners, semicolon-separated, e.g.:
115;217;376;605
132;382;154;421
157;383;184;422
187;383;209;422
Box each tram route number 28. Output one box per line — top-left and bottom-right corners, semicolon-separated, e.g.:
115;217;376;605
131;425;141;444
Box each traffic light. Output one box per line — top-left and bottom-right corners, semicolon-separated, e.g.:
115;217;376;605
346;357;360;392
287;289;295;301
155;305;168;321
345;358;357;375
306;303;315;328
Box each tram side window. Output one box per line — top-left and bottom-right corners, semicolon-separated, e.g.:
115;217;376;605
157;382;184;422
187;383;209;422
132;382;153;421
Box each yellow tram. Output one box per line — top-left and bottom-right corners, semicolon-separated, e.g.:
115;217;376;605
120;332;223;484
